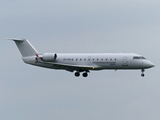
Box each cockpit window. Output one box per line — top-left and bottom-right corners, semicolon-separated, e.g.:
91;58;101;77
140;56;146;59
133;56;146;59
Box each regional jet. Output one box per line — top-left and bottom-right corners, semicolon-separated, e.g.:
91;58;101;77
9;39;154;77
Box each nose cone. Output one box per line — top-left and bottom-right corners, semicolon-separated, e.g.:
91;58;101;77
145;61;155;68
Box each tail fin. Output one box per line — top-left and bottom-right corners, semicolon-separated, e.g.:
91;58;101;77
8;38;38;57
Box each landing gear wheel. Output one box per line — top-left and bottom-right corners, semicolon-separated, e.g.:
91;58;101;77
141;69;145;77
82;72;88;77
75;72;80;77
141;73;145;77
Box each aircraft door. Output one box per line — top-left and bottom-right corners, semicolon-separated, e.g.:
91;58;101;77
122;57;128;66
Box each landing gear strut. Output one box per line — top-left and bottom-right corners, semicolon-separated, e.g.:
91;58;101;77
141;69;145;77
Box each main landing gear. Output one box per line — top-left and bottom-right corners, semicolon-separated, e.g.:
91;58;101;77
75;72;80;77
74;71;89;77
141;69;145;77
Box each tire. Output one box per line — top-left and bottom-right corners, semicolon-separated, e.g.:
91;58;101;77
75;72;80;77
141;73;145;77
82;72;88;77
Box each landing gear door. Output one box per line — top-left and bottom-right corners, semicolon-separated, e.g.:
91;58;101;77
122;57;128;66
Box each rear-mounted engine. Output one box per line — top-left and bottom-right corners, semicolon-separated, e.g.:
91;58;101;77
42;53;57;62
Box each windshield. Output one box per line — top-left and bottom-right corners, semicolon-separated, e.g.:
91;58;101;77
133;56;146;59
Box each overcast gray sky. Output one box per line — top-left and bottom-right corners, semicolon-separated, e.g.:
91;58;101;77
0;0;160;120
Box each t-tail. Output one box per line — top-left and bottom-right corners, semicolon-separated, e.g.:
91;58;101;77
8;38;38;57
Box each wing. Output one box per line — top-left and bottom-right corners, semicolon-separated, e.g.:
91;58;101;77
37;60;95;72
49;62;95;72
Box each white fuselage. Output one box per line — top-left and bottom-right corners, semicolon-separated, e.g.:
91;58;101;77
23;53;154;70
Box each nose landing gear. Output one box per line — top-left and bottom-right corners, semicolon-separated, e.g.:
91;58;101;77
141;69;145;77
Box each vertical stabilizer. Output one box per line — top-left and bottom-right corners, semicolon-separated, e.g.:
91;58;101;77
9;39;38;57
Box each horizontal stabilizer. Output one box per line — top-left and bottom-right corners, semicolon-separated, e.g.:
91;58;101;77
6;38;25;42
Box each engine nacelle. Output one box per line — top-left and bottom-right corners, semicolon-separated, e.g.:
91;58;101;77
42;53;57;62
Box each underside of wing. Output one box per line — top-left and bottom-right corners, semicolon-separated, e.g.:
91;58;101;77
52;63;96;72
42;62;96;72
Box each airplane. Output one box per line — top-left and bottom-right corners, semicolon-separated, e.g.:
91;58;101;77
8;38;154;77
